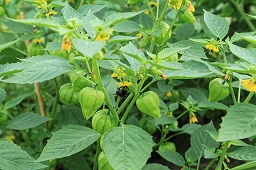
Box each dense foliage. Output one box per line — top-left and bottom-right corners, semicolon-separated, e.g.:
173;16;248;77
1;0;256;170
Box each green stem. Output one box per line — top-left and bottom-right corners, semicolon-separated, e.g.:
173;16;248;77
116;93;134;115
205;158;217;170
215;142;229;170
120;77;147;124
93;140;101;170
176;110;189;120
157;0;169;24
237;78;242;103
244;92;255;103
164;132;181;142
230;0;256;31
115;97;121;111
228;79;237;104
91;57;119;124
157;8;181;52
141;78;157;92
11;47;28;56
154;128;168;148
145;0;156;22
156;0;160;21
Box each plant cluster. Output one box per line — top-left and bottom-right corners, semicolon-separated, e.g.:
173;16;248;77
0;0;256;170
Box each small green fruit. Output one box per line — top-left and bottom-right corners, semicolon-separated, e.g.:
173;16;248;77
27;42;45;56
208;78;230;102
0;6;5;17
92;109;115;134
98;152;113;170
59;83;79;105
136;91;161;118
70;71;95;92
79;87;105;120
158;142;176;152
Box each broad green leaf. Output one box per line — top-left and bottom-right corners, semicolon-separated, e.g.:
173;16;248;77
229;42;256;65
227;146;256;161
8;18;61;31
1;55;73;84
0;39;20;52
72;38;106;58
6;112;51;130
0;141;47;170
112;20;141;33
4;97;24;110
138;13;154;29
36;125;100;162
157;46;190;60
185;147;198;162
154;113;176;125
62;2;83;21
181;87;208;102
230;31;256;43
101;125;155;170
230;160;256;170
78;4;107;15
203;10;229;39
61;153;91;170
176;23;195;41
45;42;62;50
230;140;251;147
191;122;219;160
142;163;170;170
181;124;202;135
198;101;229;110
122;53;141;73
157;151;185;167
240;35;256;45
218;103;256;141
120;42;147;63
170;40;207;59
0;62;29;77
105;10;145;25
0;88;6;103
108;35;139;44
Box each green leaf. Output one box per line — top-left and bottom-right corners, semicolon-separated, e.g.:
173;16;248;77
203;10;229;39
78;4;107;15
0;141;47;170
157;151;185;166
108;35;139;44
170;40;207;59
0;39;20;52
198;101;229;110
0;62;28;77
4;97;24;110
229;42;256;65
181;124;202;135
61;153;91;170
138;13;154;29
105;10;145;25
6;112;51;130
230;160;256;170
62;2;83;21
72;38;106;58
227;146;256;161
1;55;73;84
246;14;256;20
142;163;170;170
185;147;198;162
154;113;177;125
36;125;100;162
101;125;155;170
8;18;61;31
122;53;141;73
157;46;190;60
45;42;62;50
176;23;195;41
112;20;141;33
191;122;219;160
0;88;6;103
217;103;256;141
120;42;147;63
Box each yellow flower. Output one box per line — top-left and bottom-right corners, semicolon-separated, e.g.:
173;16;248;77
46;9;58;17
118;81;132;87
189;114;198;124
241;79;256;92
149;1;157;8
186;1;195;12
96;32;111;41
111;68;126;79
144;10;150;15
35;0;47;9
205;43;219;53
168;0;182;10
61;34;72;53
33;39;43;43
5;0;11;4
166;91;172;97
136;33;143;37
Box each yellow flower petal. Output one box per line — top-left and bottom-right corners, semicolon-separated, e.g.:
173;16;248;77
96;32;111;41
189;114;198;124
242;79;256;92
205;44;219;53
123;81;132;86
186;1;195;12
168;0;182;10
